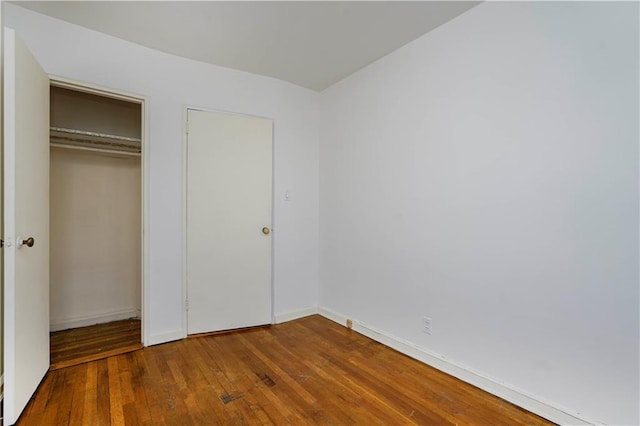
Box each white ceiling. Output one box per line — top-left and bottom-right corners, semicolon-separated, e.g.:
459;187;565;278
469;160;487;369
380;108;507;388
13;1;479;91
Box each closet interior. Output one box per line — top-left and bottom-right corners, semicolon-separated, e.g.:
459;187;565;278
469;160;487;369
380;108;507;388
49;85;143;369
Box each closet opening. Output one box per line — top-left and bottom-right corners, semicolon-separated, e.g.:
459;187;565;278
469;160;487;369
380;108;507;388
48;82;145;369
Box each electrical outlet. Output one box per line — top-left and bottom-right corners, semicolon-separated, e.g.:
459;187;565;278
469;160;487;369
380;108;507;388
423;316;432;334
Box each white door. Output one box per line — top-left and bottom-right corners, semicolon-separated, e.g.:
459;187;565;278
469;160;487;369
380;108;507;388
186;109;272;334
3;28;50;425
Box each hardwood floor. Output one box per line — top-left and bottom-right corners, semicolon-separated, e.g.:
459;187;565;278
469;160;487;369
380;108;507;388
19;315;553;425
50;319;142;370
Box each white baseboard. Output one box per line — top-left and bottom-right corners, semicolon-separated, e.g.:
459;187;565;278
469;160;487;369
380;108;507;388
147;306;320;347
274;306;318;324
147;329;186;346
50;307;141;332
318;306;598;426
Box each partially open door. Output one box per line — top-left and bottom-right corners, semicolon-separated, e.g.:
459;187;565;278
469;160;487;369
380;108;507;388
3;28;50;425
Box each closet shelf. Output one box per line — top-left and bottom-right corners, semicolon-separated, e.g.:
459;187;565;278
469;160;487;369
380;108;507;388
50;127;141;154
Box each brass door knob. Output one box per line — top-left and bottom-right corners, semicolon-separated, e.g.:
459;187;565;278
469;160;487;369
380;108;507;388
262;227;270;235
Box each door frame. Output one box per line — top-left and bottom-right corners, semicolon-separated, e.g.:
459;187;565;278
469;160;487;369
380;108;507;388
181;106;276;336
50;75;150;346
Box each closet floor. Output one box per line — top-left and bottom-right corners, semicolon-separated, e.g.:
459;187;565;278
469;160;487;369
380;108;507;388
50;319;142;370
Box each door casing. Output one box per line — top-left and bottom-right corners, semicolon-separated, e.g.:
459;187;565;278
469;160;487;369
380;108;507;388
49;76;150;346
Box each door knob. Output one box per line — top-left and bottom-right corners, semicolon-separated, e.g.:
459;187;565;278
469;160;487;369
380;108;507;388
262;227;270;235
18;237;35;248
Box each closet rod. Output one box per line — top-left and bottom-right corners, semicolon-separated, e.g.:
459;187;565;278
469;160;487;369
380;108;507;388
51;143;141;157
50;126;141;143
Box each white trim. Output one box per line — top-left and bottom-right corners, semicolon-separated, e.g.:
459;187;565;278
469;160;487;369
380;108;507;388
141;86;150;347
317;306;599;426
50;308;141;332
181;107;188;338
48;76;151;347
49;76;145;104
274;306;318;324
4;28;18;426
269;121;276;326
147;329;186;347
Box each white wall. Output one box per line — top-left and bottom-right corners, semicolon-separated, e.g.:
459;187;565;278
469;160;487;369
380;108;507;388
4;3;320;344
320;2;638;425
50;148;141;331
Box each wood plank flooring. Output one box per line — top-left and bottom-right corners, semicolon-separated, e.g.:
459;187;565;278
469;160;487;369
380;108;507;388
50;319;142;370
18;315;553;425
